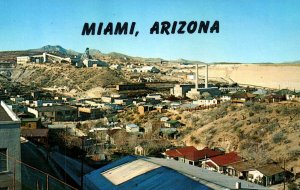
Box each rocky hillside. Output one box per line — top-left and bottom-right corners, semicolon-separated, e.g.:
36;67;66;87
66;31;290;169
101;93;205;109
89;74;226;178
11;63;127;98
178;101;300;171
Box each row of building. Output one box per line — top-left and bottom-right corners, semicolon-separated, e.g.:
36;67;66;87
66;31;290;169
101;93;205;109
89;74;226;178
162;146;288;187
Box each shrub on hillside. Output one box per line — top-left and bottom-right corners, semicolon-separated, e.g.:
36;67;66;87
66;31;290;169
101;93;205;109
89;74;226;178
233;121;244;130
244;101;254;107
249;103;266;113
264;121;279;132
249;112;255;117
272;131;286;144
211;106;228;120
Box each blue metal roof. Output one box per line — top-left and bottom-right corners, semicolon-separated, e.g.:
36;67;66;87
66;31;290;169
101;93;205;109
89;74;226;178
84;156;212;190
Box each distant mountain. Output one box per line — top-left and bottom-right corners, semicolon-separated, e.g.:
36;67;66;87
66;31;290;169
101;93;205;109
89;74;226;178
89;49;103;56
26;45;300;65
29;45;79;56
107;52;131;59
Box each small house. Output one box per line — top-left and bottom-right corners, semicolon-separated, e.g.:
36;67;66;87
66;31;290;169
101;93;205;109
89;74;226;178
203;152;242;174
247;163;285;186
164;120;181;128
125;124;139;133
193;97;218;106
164;146;224;166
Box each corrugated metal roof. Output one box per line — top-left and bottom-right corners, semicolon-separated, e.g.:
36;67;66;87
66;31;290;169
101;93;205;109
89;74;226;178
84;156;212;190
84;156;270;190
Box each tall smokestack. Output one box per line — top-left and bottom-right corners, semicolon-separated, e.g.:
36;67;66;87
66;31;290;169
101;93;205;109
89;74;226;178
195;64;199;89
43;52;47;63
205;64;208;88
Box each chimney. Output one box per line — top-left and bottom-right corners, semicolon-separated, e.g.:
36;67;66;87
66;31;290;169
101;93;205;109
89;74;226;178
235;182;241;189
195;64;199;89
205;64;208;88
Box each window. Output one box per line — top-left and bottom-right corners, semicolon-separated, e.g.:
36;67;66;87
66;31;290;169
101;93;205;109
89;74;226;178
0;148;8;172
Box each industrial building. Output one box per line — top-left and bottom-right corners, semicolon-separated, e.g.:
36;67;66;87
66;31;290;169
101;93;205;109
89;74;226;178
185;64;221;99
82;59;108;68
17;52;72;64
170;84;195;98
0;101;21;189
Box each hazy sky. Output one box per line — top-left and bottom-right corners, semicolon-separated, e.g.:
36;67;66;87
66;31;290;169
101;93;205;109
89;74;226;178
0;0;300;63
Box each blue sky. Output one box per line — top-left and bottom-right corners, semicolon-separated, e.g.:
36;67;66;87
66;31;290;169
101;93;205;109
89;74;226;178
0;0;300;63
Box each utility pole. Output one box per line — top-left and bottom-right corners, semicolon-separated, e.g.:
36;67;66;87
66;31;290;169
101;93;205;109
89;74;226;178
81;136;85;190
283;159;286;190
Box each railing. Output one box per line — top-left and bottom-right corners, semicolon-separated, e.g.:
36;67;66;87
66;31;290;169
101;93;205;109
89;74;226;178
0;151;77;190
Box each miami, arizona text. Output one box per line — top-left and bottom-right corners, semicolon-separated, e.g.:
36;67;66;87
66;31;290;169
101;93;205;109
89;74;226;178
81;20;219;36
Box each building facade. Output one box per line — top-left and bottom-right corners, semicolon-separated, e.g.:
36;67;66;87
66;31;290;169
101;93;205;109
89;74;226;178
0;101;21;189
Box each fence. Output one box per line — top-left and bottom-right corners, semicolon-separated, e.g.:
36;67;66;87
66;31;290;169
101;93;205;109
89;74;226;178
0;151;77;190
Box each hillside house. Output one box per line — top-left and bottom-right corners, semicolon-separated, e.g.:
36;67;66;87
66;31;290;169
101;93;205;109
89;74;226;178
226;161;255;179
21;117;42;129
248;163;285;186
164;120;181;128
146;94;162;100
193;97;218;106
231;92;256;103
164;146;224;166
203;152;242;174
220;96;231;102
160;117;169;122
159;128;178;139
78;107;103;120
264;94;285;103
21;128;49;144
286;93;300;101
125;124;139;133
109;64;121;70
135;66;160;73
101;96;114;103
138;104;154;115
28;105;78;122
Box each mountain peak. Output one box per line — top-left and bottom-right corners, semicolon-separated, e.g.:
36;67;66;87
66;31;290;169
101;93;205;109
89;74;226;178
30;45;79;55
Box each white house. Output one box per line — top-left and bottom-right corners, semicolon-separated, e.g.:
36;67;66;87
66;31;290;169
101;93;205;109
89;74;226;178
193;98;218;106
286;93;300;101
83;59;108;68
133;66;160;73
110;64;121;70
160;117;169;122
125;124;139;133
146;94;162;100
247;164;285;186
220;96;231;102
141;66;160;73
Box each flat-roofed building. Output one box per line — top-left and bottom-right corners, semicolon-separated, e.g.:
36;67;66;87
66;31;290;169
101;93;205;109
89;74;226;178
16;56;31;64
28;105;78;122
0;101;21;189
83;59;108;68
170;84;195;98
78;107;103;120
